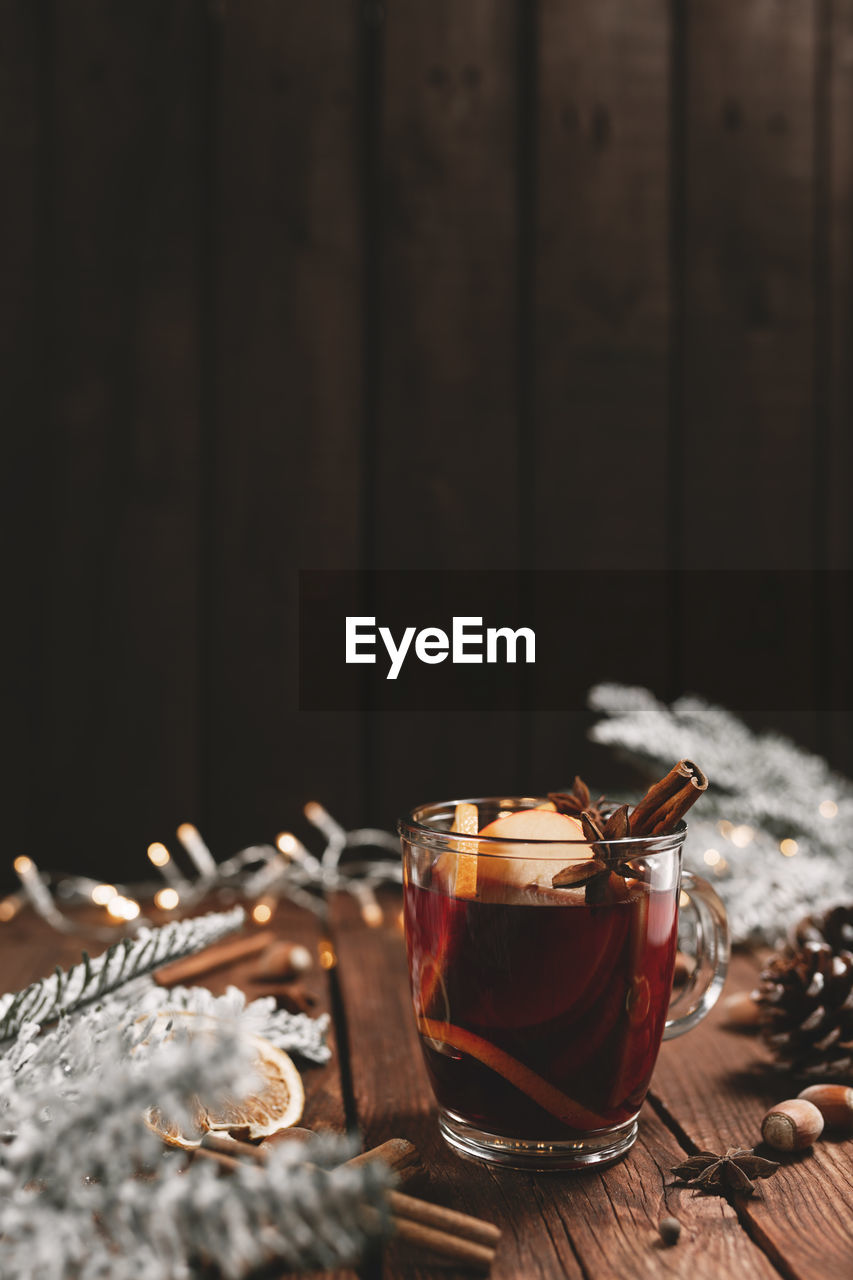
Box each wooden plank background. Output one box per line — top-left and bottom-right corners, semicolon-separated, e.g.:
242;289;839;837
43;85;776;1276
2;0;851;883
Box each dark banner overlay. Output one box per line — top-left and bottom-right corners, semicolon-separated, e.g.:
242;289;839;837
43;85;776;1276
299;570;852;713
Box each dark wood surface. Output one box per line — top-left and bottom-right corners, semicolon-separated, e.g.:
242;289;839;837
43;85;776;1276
5;891;853;1278
2;1;852;883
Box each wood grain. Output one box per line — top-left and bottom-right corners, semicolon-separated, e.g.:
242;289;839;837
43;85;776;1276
533;0;672;572
677;1;823;759
680;0;817;572
208;0;365;849
366;0;524;830
8;897;853;1277
38;0;205;878
529;0;672;789
822;1;853;775
653;952;853;1280
0;0;41;889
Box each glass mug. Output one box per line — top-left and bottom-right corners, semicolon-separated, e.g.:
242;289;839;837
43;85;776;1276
400;797;729;1170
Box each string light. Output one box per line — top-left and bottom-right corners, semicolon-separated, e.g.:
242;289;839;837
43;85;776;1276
703;849;721;867
147;843;170;868
717;820;733;839
713;857;729;875
106;896;140;922
252;899;274;924
819;800;838;819
779;838;799;857
679;890;690;909
5;809;400;938
0;898;19;922
318;940;337;970
176;822;217;877
148;841;188;892
730;825;754;848
361;901;383;928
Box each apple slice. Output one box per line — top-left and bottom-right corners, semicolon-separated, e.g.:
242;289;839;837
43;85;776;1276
476;808;593;897
478;808;585;841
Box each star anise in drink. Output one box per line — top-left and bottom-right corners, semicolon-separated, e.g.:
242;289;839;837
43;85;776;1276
671;1148;779;1196
548;776;607;826
551;803;633;903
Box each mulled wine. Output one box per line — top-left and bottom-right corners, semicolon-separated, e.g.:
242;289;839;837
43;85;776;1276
399;787;728;1169
404;875;678;1139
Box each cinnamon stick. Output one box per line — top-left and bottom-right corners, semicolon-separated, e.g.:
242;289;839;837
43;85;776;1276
345;1136;423;1180
153;931;275;986
201;1131;421;1179
392;1218;495;1271
389;1191;501;1249
196;1132;499;1259
629;760;708;836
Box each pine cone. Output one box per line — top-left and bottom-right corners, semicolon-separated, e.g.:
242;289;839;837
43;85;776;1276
755;905;853;1082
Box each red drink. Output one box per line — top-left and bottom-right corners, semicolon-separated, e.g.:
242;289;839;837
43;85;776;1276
404;878;678;1138
400;794;727;1168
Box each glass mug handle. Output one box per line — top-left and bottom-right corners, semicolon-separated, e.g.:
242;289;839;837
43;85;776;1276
664;869;730;1040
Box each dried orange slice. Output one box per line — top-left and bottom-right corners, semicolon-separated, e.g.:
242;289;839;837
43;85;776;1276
450;802;479;897
143;1011;304;1148
432;801;480;900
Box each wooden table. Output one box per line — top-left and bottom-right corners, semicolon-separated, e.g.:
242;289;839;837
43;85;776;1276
4;891;853;1279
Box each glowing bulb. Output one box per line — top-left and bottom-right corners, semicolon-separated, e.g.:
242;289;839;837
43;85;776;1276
819;800;838;819
714;857;729;874
91;883;117;905
397;908;405;931
154;888;180;911
703;849;721;867
147;842;170;867
0;899;17;922
780;838;799;857
304;802;323;823
107;896;140;921
362;902;383;928
276;832;297;855
717;820;733;839
252;902;273;924
13;856;32;875
679;890;690;909
730;825;754;849
318;940;337;970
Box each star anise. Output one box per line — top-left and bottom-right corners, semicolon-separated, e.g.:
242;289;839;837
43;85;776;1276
671;1148;779;1196
552;803;633;898
548;776;608;826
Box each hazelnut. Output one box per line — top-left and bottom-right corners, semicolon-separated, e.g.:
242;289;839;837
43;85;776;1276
658;1216;681;1246
761;1099;824;1151
722;991;761;1029
797;1084;853;1131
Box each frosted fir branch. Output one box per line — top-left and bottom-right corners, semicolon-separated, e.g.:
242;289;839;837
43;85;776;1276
0;1011;390;1278
0;908;244;1046
588;684;853;942
125;981;331;1064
